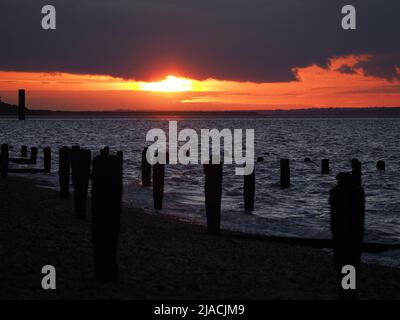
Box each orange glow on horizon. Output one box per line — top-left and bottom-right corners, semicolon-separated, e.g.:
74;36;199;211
0;54;399;111
135;75;194;92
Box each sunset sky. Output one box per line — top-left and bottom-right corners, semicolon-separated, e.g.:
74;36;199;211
0;0;399;111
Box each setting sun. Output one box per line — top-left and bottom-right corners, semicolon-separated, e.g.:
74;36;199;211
137;75;193;92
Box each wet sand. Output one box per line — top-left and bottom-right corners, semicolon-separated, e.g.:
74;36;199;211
1;176;400;300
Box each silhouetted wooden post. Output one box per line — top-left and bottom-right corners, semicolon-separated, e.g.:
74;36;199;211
21;145;28;158
30;147;38;164
377;160;385;171
100;146;109;156
153;162;165;209
141;147;151;186
72;149;91;218
280;159;290;188
70;146;80;193
43;147;51;173
59;147;71;199
244;169;255;211
329;172;365;300
351;159;362;186
18;89;26;120
1;144;9;178
322;159;330;174
92;154;122;282
204;162;223;234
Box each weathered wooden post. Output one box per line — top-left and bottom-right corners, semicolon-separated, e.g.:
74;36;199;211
351;159;362;186
30;147;38;164
329;172;365;300
153;162;165;209
141;147;151;186
72;149;91;218
100;146;109;156
59;147;71;199
280;159;290;188
322;159;330;174
204;162;223;234
1;144;9;178
18;89;26;120
21;145;28;158
377;160;385;171
92;154;122;282
43;147;51;173
244;169;255;211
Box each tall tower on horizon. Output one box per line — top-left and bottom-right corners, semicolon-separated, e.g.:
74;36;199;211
18;89;26;120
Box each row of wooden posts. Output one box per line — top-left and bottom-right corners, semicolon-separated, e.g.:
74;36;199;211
0;145;380;298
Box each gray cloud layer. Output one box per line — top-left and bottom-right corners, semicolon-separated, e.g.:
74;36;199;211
0;0;399;82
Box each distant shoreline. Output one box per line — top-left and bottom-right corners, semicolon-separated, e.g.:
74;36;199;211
2;101;400;118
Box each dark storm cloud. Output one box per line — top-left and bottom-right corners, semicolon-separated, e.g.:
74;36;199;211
0;0;399;82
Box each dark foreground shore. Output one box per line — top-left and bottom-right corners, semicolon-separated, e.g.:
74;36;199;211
1;176;400;300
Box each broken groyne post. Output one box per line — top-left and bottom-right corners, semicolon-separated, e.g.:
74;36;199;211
1;144;9;178
280;159;290;188
322;159;330;174
92;154;122;282
59;147;71;199
43;147;51;173
377;160;385;171
30;147;38;164
329;172;365;300
21;145;28;158
204;162;223;234
152;162;165;210
71;149;91;218
141;147;151;186
244;169;255;212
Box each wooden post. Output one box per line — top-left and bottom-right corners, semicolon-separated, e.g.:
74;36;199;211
71;149;91;218
92;154;122;282
204;162;223;234
322;159;330;174
1;144;9;178
141;147;151;186
329;172;365;300
280;159;290;188
43;147;51;173
152;162;165;209
377;160;385;171
351;159;362;186
100;146;109;156
59;147;71;199
18;89;26;120
244;169;255;211
21;145;28;158
30;147;38;164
